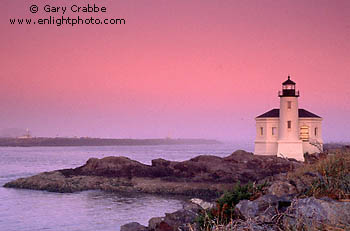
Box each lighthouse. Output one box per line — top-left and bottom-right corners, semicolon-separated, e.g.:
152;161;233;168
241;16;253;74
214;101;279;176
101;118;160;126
254;76;323;161
276;76;304;160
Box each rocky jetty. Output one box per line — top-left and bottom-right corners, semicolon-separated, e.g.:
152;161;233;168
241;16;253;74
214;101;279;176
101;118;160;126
3;150;300;198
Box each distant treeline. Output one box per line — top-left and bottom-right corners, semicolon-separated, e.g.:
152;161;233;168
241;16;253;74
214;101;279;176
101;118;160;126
0;137;220;147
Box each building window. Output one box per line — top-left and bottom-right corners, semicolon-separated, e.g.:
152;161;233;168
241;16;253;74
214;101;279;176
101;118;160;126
287;101;292;109
315;127;318;137
260;127;264;136
300;126;309;141
287;121;291;129
272;127;276;136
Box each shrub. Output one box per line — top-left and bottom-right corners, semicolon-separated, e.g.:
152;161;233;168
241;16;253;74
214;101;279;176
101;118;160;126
196;181;268;229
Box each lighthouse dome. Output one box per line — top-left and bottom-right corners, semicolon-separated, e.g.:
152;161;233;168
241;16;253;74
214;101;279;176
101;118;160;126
282;76;296;85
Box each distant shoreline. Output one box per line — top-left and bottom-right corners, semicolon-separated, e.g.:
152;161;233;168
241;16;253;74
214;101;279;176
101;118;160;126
0;137;221;147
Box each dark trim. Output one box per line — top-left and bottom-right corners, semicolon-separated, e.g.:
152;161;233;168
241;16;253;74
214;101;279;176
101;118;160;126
256;108;321;118
282;76;296;85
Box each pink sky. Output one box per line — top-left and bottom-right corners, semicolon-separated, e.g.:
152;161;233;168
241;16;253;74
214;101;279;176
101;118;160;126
0;0;349;142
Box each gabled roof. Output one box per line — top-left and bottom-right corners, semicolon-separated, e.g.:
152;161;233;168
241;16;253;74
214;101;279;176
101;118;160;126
282;76;296;85
256;109;280;118
256;108;321;118
298;109;321;118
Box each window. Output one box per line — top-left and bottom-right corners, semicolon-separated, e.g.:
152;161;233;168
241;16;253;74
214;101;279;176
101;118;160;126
260;127;264;136
300;126;309;141
315;127;318;137
272;127;276;136
287;121;291;129
288;101;292;109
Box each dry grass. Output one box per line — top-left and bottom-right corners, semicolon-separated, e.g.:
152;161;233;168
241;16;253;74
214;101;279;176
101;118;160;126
288;148;350;200
193;148;350;230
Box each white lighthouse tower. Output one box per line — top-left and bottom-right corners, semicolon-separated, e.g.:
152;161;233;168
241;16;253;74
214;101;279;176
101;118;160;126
277;76;304;161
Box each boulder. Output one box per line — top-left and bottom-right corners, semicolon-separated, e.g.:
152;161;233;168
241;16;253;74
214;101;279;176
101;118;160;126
283;197;350;230
163;209;198;229
120;222;147;231
235;194;292;223
267;181;297;197
148;217;163;230
236;195;280;220
190;198;215;210
147;201;201;231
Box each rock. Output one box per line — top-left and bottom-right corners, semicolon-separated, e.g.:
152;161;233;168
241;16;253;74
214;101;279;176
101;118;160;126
154;222;172;231
148;217;163;230
4;150;301;198
120;222;147;231
147;202;201;231
235;199;259;219
224;220;279;231
190;198;215;210
236;195;279;220
283;197;350;230
151;158;171;167
182;201;202;212
236;194;292;223
222;150;301;183
163;209;198;230
267;181;297;197
74;156;155;178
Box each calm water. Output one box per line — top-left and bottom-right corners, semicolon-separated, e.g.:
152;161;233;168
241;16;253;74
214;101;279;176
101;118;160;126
0;143;252;231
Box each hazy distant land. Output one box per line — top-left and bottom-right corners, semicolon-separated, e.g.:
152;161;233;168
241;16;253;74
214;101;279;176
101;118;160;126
0;137;220;147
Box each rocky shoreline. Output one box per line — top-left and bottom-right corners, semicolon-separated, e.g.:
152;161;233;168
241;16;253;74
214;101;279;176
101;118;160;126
119;147;350;231
120;196;350;231
5;148;349;230
3;150;300;198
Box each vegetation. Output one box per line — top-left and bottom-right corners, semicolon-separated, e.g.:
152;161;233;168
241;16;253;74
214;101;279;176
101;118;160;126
196;181;268;230
307;152;350;200
290;148;350;200
196;147;350;230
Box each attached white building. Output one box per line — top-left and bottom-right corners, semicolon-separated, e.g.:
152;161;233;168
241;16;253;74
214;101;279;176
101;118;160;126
254;76;323;161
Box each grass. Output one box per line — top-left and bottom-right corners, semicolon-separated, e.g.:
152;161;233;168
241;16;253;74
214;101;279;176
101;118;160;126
194;148;350;230
308;152;350;199
289;148;350;200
